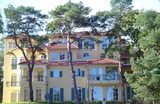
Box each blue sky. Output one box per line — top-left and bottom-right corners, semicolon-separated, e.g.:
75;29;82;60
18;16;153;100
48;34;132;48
0;0;160;15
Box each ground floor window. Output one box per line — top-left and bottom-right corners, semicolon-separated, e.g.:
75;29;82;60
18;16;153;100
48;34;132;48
106;86;118;101
53;87;60;101
92;86;103;101
35;88;42;101
24;88;29;101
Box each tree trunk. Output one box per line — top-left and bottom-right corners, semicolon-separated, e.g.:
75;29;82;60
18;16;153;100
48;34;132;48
67;33;80;104
29;69;34;101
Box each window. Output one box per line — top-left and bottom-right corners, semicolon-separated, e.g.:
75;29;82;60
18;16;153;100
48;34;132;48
60;52;65;60
98;68;103;80
102;37;107;50
83;53;90;59
83;38;95;50
41;55;46;60
72;87;85;101
92;86;103;101
53;87;60;101
127;86;134;100
24;88;29;101
11;73;17;86
52;52;57;60
30;55;36;60
64;38;67;43
57;38;62;43
121;58;130;64
20;57;25;63
50;69;62;78
91;68;96;80
75;69;85;77
106;69;119;80
8;42;16;48
37;71;43;81
12;57;17;69
35;89;42;101
78;40;82;49
50;87;64;101
100;53;106;58
107;86;118;101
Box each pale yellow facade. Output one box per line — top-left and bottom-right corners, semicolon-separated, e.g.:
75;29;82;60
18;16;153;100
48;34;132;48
3;34;132;103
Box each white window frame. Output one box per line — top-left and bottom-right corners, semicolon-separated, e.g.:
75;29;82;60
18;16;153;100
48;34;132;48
24;88;29;101
53;87;60;101
35;88;42;102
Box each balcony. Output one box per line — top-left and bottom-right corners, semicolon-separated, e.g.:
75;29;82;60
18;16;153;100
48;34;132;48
89;74;120;85
6;81;20;87
21;75;46;82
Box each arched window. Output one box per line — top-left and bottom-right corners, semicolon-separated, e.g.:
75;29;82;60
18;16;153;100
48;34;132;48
60;52;65;60
83;53;90;59
84;39;90;49
92;86;103;101
106;86;118;101
52;52;57;60
75;69;84;77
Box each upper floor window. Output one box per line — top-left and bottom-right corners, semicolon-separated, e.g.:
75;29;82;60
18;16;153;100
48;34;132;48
52;52;57;60
41;55;46;60
11;57;17;69
100;53;106;58
20;57;25;63
84;39;95;50
75;69;85;77
102;37;107;50
11;73;17;86
50;69;62;78
64;38;67;43
106;69;119;80
60;52;65;60
57;38;62;43
121;58;130;64
30;55;36;60
8;42;16;48
83;53;90;59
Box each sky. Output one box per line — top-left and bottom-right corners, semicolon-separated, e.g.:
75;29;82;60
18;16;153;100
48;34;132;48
0;0;159;35
0;0;160;15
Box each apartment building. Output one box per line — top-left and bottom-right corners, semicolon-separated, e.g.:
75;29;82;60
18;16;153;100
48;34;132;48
3;32;133;102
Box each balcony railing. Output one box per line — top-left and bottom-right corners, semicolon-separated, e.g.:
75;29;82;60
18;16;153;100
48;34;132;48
89;74;119;81
6;81;20;87
21;75;46;82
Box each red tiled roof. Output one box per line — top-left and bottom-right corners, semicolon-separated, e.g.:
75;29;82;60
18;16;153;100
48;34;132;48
19;60;47;65
47;43;78;50
121;52;132;57
19;59;119;66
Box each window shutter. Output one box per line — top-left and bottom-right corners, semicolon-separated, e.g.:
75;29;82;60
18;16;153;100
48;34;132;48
50;88;53;101
71;88;75;101
50;71;53;77
82;71;85;77
60;71;63;77
82;88;85;101
60;88;64;101
127;86;131;99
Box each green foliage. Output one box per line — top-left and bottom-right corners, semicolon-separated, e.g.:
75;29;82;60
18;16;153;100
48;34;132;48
46;1;91;33
125;10;160;103
0;12;4;33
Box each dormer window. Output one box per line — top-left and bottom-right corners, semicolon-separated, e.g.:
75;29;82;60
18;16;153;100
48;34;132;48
41;55;46;60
